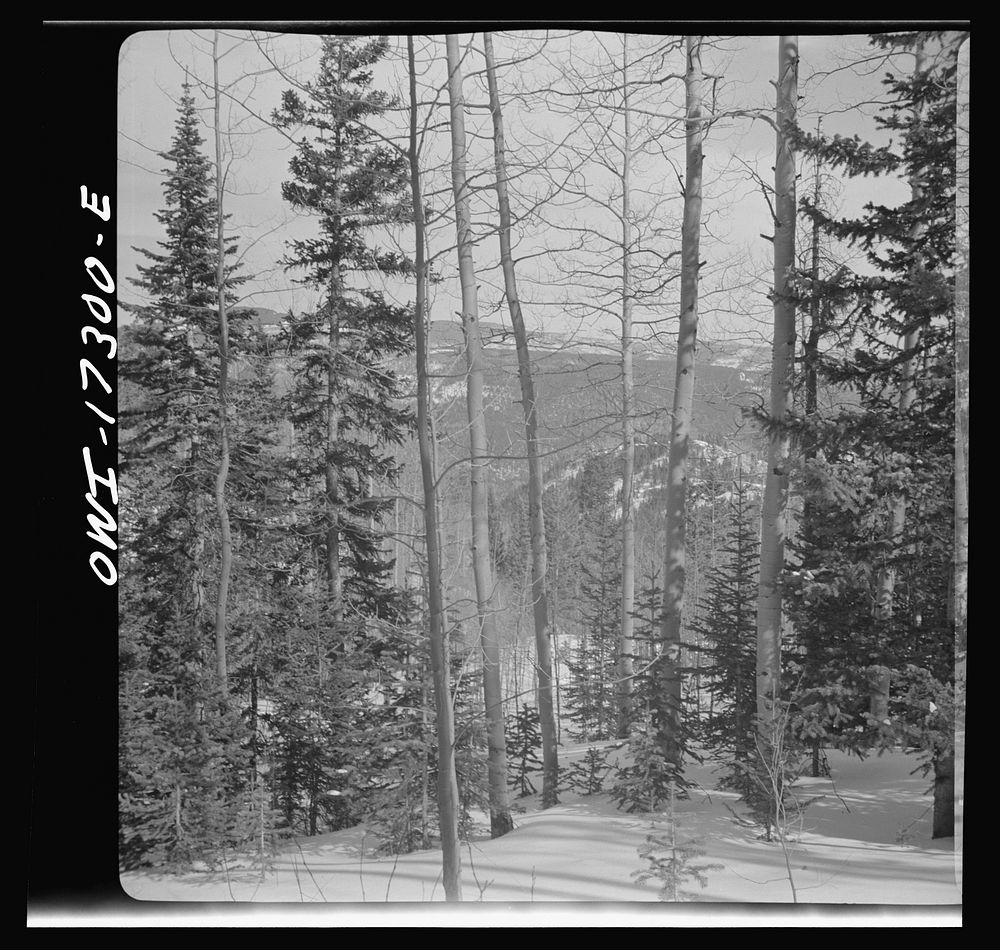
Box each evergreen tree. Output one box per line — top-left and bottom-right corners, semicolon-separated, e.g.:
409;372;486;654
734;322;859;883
264;35;418;835
564;454;621;741
362;643;437;855
784;449;886;764
451;661;491;839
609;717;679;814
790;30;965;836
118;82;256;868
565;746;615;796
272;33;413;637
609;569;697;814
505;703;543;798
628;569;664;723
690;469;760;800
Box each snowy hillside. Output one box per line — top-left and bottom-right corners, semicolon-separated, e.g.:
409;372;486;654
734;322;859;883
121;746;960;921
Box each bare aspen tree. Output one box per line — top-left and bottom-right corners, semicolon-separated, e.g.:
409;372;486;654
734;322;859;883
756;35;798;742
408;36;463;900
211;30;232;691
521;34;685;744
445;32;514;838
658;34;705;767
483;32;559;808
617;33;637;741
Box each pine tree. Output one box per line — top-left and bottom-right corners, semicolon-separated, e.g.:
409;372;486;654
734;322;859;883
119;81;255;868
690;469;760;800
632;785;723;900
263;36;418;837
362;641;436;855
451;662;491;839
629;569;664;726
609;569;696;814
565;746;614;796
565;454;621;741
505;703;544;798
272;33;413;640
791;30;966;837
609;716;679;814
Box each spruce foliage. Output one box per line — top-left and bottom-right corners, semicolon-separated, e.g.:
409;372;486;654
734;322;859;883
261;34;423;839
565;746;615;795
506;703;544;797
272;33;414;630
690;469;760;800
786;30;963;836
118;82;258;869
564;453;621;741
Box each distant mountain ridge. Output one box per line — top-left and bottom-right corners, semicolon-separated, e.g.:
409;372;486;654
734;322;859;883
240;306;769;487
245;307;770;371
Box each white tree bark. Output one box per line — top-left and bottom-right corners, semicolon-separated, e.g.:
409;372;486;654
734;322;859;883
756;35;797;741
483;32;559;807
658;35;705;766
408;36;463;899
618;34;637;741
445;33;513;838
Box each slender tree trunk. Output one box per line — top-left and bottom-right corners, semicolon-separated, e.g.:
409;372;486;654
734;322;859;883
211;31;231;691
324;45;346;643
445;33;513;839
933;749;955;839
185;342;207;637
804;124;823;776
553;621;563;745
658;35;705;767
953;32;969;866
420;660;431;851
804;119;823;428
756;35;798;742
618;35;637;741
483;31;559;808
928;30;966;841
171;88;207;649
408;37;463;899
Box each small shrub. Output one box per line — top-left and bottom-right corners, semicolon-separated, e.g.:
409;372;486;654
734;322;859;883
632;788;722;901
566;746;614;795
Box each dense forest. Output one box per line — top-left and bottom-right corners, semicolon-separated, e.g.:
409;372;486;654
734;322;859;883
114;28;968;905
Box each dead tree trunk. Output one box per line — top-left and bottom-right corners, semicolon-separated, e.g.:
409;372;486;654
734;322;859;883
445;33;513;838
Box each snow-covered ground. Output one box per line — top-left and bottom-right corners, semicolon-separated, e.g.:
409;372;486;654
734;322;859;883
119;745;961;926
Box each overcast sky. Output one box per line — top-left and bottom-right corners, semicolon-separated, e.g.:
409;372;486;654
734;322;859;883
117;27;917;346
